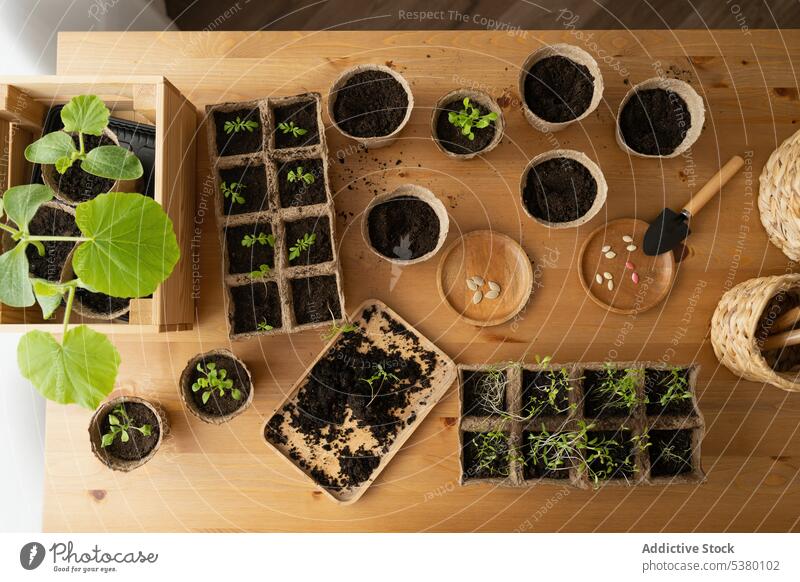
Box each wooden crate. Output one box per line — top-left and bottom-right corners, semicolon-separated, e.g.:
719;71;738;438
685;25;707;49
0;76;196;333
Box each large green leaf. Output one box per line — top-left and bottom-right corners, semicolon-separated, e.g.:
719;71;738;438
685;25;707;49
18;326;120;409
3;184;53;230
24;131;76;165
81;146;143;180
73;193;180;298
0;245;34;307
60;95;109;136
32;279;64;319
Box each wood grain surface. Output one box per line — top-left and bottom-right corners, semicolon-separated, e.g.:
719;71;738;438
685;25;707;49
43;30;800;532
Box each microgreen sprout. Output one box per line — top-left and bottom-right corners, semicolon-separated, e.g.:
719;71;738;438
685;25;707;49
447;97;498;141
101;404;152;448
249;264;270;278
241;232;275;248
474;361;521;417
655;444;690;471
224;116;259;134
288;232;316;261
593;363;642;414
278;121;308;138
192;362;241;405
657;367;692;408
524;357;576;418
472;430;521;478
287;166;315;185
221;181;245;204
360;364;400;407
257;319;273;332
321;307;357;341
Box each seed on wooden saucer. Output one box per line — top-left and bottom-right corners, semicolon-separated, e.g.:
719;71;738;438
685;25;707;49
595;274;603;284
473;275;485;286
603;272;613;280
632;272;640;284
626;244;637;252
601;245;612;253
607;280;614;291
622;235;634;243
472;290;483;304
488;281;501;292
485;290;500;299
605;251;617;259
467;278;478;291
625;261;635;270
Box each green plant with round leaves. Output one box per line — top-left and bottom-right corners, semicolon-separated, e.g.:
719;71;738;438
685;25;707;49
191;362;242;404
447;97;498;141
24;95;143;181
0;184;179;409
101;403;152;448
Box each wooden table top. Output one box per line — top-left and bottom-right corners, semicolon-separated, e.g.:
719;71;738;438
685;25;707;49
44;30;800;532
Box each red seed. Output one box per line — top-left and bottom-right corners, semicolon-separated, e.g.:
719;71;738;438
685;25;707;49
625;261;635;270
632;272;639;284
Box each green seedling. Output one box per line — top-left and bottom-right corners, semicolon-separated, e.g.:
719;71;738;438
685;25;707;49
288;232;316;261
25;95;143;181
594;362;642;414
656;444;691;470
321;307;357;341
278;121;308;138
241;232;275;248
360;364;400;406
447;97;498;141
192;362;241;405
658;367;692;408
250;264;270;278
524;364;575;419
287;166;315;185
224;116;259;134
257;319;273;332
221;181;246;205
472;430;522;478
101;403;152;447
475;361;521;418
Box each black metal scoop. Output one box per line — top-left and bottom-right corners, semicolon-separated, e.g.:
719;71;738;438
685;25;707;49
643;156;744;256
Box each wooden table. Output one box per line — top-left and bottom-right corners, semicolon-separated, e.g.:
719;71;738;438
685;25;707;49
44;30;800;532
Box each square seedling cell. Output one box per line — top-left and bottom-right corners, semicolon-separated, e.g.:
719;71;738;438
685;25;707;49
290;275;342;326
522;430;572;480
648;429;695;478
224;222;275;276
272;99;321;150
284;215;333;266
584;429;638;484
522;368;573;419
462;431;515;480
229;281;283;335
218;163;270;216
582;365;641;419
276;157;328;208
644;367;696;417
213;107;264;156
461;369;508;416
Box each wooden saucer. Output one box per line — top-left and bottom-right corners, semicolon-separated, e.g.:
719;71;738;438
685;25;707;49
437;230;534;327
579;218;675;315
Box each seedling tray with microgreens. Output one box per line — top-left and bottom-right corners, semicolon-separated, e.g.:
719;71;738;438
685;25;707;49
262;299;457;504
458;361;705;489
205;93;345;339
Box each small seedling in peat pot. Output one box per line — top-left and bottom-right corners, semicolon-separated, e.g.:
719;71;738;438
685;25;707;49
523;356;576;419
289;232;316;261
287;166;315;185
241;232;275;248
447;97;498;141
585;363;643;417
475;361;521;417
278;121;308;138
101;404;152;447
250;264;271;278
466;430;521;479
360;364;400;406
321;307;358;341
192;362;242;405
658;368;691;407
257;319;273;332
222;181;246;205
224;116;259;134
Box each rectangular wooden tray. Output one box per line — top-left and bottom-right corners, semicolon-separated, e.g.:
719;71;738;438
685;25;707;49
263;299;457;504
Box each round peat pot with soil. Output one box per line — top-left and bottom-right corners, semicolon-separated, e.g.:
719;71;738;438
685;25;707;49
362;184;449;265
328;64;414;149
519;44;604;133
179;349;254;424
89;395;167;472
520;149;607;229
616;77;705;158
431;89;504;160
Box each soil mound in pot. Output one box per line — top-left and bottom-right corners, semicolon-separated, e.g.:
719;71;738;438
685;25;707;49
522;157;597;223
435;98;496;154
187;352;252;417
619;88;691;156
52;134;116;203
332;71;409;137
75;288;130;319
367;197;440;260
524;56;594;123
100;402;160;461
26;205;80;282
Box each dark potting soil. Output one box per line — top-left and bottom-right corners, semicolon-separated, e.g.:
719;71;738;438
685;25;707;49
644;368;695;417
434;98;496;155
463;431;512;479
218;164;269;216
52;134;116;203
284;216;332;266
522;369;571;418
522;157;597;223
186;352;251;417
272;100;320;150
74;288;130;318
25;204;80;282
648;429;693;477
224;222;274;275
586;430;636;481
277;158;327;208
619;88;691;156
583;368;637;419
100;402;159;461
214;107;263;156
332;70;409;137
290;275;341;325
230;281;282;334
367;197;440;260
524;55;594;123
523;431;571;480
461;370;505;416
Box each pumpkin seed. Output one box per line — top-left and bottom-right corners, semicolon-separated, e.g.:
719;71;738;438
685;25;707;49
472;290;483;304
626;244;637;252
622;235;633;243
467;278;478;291
607;280;614;291
485;290;500;299
603;272;613;280
595;274;603;285
473;276;485;286
601;245;612;253
488;281;501;292
605;251;617;259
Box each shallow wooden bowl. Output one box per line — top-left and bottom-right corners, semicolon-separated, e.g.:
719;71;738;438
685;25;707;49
578;218;675;315
437;230;534;327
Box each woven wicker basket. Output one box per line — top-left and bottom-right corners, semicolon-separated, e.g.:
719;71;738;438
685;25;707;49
758;129;800;262
711;274;800;392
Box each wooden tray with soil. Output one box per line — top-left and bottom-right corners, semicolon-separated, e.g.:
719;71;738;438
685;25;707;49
458;361;704;488
431;89;504;160
179;349;254;424
263;299;457;504
206;93;346;338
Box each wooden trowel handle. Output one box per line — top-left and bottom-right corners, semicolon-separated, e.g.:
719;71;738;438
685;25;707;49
683;155;744;217
762;328;800;351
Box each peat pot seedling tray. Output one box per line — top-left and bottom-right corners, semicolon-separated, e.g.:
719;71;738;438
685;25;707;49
458;361;705;489
263;299;457;504
206;92;345;339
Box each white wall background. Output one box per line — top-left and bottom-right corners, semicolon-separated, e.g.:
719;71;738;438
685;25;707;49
0;0;173;532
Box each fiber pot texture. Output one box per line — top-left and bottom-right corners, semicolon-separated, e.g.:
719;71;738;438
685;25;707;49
89;395;168;472
179;348;254;424
327;64;414;149
430;89;505;160
711;274;800;392
615;77;705;159
759;129;800;262
519;149;607;229
362;184;449;265
518;43;604;133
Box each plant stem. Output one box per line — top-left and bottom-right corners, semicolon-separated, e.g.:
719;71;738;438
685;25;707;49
78;131;85;156
62;285;76;334
27;235;89;243
0;223;17;236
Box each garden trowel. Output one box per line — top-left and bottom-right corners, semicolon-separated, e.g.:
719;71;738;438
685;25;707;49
643;155;744;256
